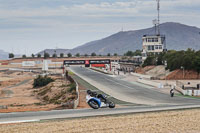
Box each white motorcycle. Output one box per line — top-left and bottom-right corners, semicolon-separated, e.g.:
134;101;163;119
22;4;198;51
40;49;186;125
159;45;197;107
86;90;115;109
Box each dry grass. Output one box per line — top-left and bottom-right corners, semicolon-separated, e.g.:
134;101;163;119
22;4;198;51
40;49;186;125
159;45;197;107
0;70;78;112
1;109;200;133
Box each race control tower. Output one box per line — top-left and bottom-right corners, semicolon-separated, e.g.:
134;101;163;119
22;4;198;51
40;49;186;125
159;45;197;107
142;0;167;61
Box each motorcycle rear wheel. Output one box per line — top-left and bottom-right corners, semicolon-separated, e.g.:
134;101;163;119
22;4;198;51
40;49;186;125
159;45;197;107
88;100;99;109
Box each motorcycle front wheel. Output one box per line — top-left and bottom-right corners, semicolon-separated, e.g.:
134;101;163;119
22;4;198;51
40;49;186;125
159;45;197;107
108;101;115;108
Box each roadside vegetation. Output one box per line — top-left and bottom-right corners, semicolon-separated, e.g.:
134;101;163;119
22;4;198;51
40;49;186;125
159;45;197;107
143;49;200;73
124;50;142;57
33;75;54;88
36;79;76;105
32;74;77;106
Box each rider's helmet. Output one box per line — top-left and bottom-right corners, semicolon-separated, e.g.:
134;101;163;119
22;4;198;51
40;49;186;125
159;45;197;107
87;90;97;97
87;90;92;95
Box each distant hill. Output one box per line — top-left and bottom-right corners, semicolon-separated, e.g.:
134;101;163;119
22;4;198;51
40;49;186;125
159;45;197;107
37;49;70;56
0;49;9;60
37;22;200;55
70;22;200;55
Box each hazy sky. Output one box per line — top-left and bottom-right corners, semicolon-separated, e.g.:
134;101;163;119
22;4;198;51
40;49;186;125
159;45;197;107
0;0;200;55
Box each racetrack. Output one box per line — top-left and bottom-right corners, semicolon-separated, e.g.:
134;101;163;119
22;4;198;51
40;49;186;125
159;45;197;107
1;104;200;124
2;109;200;133
69;66;200;106
1;66;200;124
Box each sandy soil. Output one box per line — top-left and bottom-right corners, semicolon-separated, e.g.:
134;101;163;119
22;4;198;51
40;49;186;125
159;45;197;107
1;109;200;133
0;71;60;113
166;69;200;80
136;66;155;74
0;69;83;112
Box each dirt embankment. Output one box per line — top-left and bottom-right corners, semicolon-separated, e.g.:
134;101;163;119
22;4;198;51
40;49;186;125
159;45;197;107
0;70;80;113
135;66;155;74
35;78;77;108
166;69;200;80
136;65;200;80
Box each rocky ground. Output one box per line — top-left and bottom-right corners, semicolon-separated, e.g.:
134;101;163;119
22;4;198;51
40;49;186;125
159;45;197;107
1;109;200;133
0;69;85;113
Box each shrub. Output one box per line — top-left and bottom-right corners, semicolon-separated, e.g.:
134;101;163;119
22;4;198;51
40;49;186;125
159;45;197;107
68;83;76;92
91;52;96;56
60;53;64;57
33;75;54;88
9;53;14;58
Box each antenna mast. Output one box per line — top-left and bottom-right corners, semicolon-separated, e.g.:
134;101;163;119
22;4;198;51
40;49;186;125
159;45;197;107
157;0;160;35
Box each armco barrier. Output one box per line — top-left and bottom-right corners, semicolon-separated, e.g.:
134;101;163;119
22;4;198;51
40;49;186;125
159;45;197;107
131;72;151;79
137;78;161;88
73;81;79;109
65;70;79;109
90;67;113;75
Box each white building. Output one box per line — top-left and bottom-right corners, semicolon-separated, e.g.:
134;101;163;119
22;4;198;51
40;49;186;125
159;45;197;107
142;34;166;60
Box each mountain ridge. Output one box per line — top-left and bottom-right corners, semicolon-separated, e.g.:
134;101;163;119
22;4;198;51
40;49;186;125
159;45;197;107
37;22;200;55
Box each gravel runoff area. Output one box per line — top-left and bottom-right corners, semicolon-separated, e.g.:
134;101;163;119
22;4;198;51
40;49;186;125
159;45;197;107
1;109;200;133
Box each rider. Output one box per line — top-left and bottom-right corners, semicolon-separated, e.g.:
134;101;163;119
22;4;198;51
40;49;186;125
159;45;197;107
170;87;174;97
97;94;107;102
87;90;97;97
87;90;107;101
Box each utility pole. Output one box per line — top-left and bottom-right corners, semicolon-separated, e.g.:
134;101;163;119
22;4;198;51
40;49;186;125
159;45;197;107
181;66;185;79
153;19;157;35
54;48;57;74
164;60;167;85
156;0;160;35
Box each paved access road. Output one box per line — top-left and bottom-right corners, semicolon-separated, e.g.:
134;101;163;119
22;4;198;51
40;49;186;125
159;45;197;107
69;66;200;106
1;104;200;124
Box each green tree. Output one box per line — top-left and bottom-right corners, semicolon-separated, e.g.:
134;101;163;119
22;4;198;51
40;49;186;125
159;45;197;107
84;54;88;57
142;56;156;67
33;75;54;88
91;52;96;56
134;50;142;56
52;53;57;58
124;51;133;56
107;53;111;56
156;53;164;65
8;53;14;58
67;53;72;57
37;54;41;58
44;52;50;59
22;55;26;58
193;51;200;73
124;50;142;57
114;53;118;56
142;49;200;73
60;53;64;58
182;48;195;70
31;54;35;58
75;53;80;57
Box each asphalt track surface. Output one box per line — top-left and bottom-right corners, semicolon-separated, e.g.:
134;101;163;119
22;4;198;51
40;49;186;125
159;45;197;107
70;66;200;106
1;66;200;124
1;104;200;124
